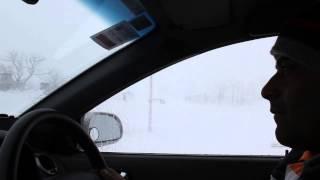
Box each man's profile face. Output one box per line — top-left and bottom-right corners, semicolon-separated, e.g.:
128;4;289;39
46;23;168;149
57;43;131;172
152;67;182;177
261;56;320;150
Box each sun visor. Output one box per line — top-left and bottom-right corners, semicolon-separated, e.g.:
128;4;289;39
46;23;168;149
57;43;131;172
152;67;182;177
161;0;231;29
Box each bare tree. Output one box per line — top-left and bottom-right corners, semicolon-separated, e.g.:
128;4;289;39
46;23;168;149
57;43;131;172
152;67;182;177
40;70;63;95
0;64;10;74
0;64;14;91
2;51;44;90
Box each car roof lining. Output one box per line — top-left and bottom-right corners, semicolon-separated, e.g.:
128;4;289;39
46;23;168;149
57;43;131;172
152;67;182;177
160;0;232;29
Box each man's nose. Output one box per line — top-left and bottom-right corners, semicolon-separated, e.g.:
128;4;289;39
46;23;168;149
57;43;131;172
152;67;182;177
261;73;281;100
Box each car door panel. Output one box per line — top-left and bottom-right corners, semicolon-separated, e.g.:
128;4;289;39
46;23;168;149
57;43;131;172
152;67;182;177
102;153;281;180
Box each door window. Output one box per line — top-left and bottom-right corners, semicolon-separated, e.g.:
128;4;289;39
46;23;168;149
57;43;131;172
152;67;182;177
89;37;289;156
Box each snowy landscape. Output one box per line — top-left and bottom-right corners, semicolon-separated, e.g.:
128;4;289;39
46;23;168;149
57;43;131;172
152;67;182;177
0;7;288;157
93;78;288;156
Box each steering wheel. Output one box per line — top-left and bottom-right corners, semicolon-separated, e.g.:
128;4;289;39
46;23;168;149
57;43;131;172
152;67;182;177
0;109;117;180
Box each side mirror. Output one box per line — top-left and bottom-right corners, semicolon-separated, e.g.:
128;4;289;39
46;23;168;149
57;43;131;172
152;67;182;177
81;112;123;147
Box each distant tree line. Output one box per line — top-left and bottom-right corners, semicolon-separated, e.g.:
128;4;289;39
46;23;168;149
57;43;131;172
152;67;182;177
185;81;259;105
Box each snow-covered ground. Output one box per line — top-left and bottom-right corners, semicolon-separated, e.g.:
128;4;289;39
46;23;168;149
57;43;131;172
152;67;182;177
0;87;287;156
96;98;288;156
0;89;45;115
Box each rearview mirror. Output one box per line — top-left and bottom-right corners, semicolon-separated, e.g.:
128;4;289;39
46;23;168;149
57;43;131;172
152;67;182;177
81;112;123;147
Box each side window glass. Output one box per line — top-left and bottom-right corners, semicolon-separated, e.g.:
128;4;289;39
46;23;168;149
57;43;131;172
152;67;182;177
89;37;288;156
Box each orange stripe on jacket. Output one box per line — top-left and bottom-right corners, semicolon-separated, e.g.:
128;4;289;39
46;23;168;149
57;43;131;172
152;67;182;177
288;151;318;176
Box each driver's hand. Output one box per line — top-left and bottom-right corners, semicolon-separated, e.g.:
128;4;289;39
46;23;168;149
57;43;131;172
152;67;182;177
99;168;126;180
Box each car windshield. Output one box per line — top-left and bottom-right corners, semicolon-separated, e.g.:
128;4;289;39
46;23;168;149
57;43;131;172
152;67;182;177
0;0;155;116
